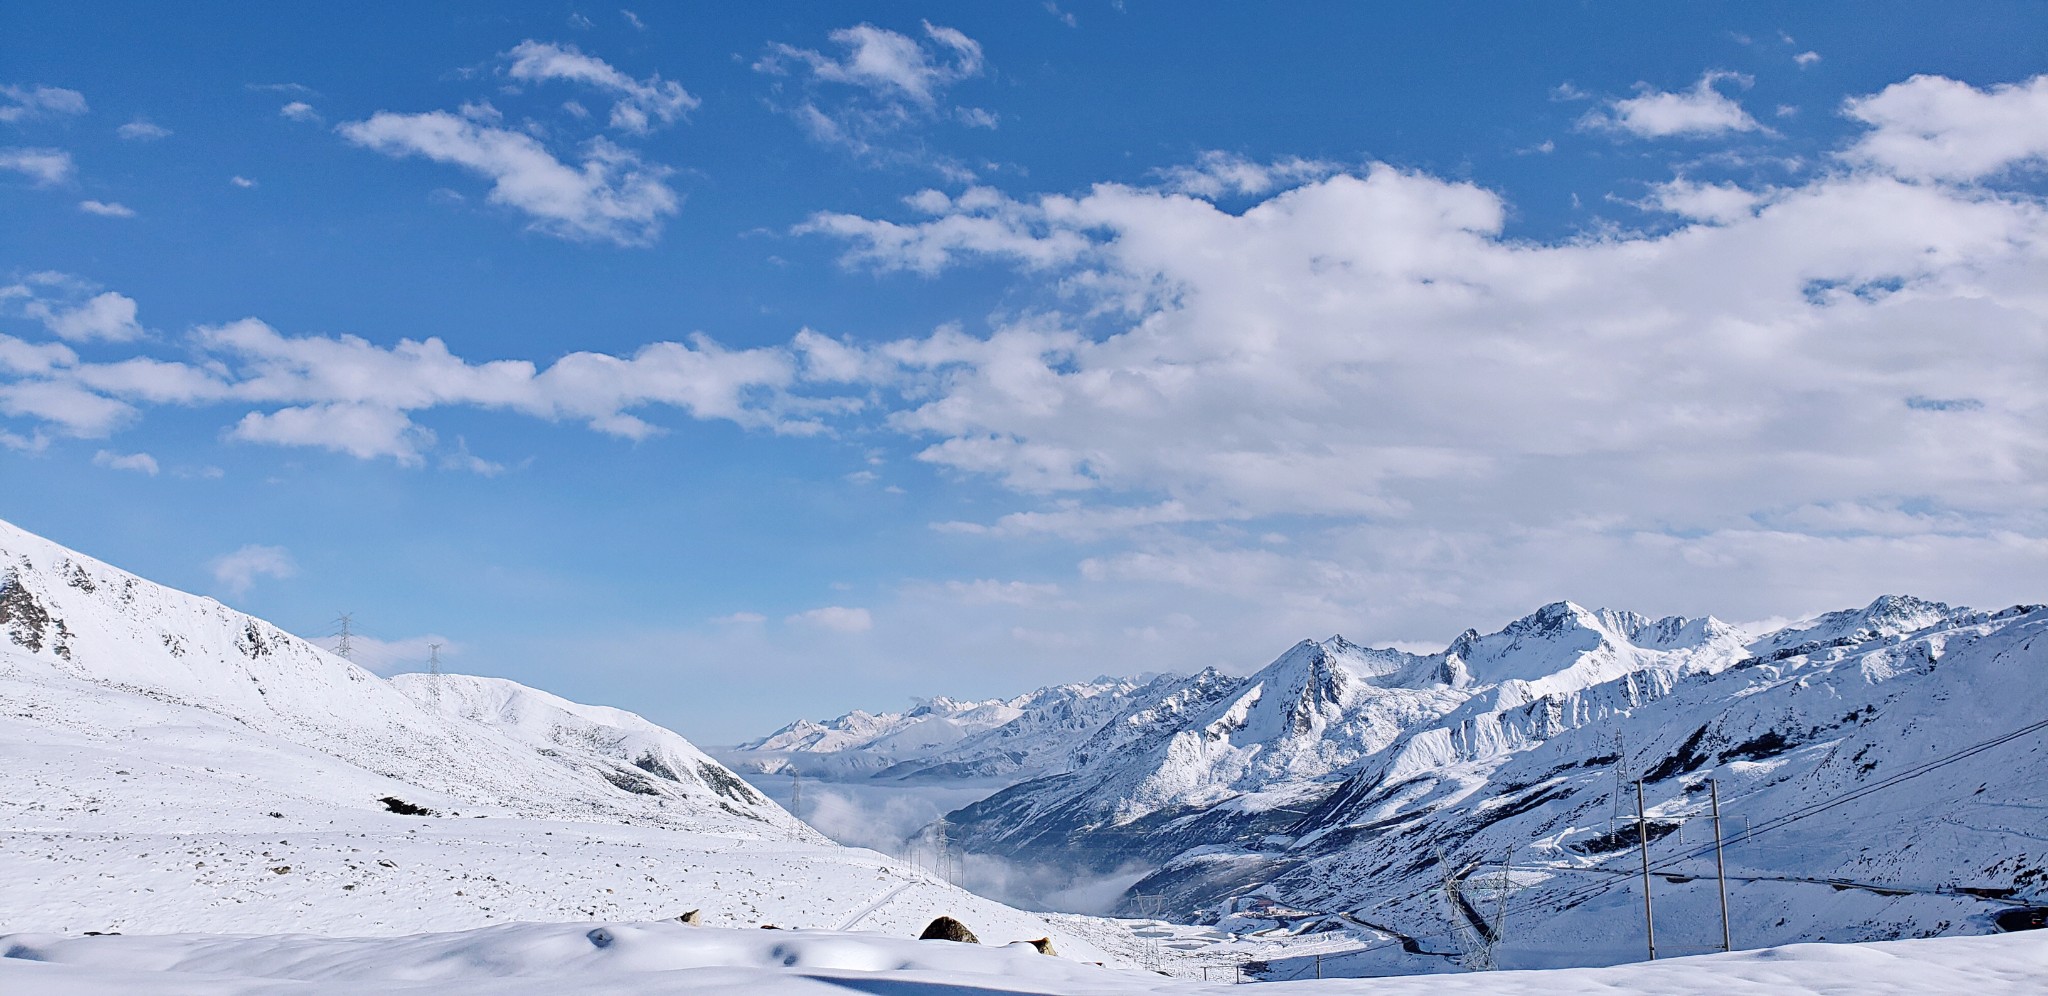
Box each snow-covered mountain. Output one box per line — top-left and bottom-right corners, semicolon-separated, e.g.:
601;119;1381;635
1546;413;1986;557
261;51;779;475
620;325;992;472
736;596;2044;970
930;598;2047;969
0;516;1191;965
724;674;1168;783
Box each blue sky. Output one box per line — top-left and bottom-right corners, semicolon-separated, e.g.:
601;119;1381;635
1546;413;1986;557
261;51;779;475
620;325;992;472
4;3;2046;743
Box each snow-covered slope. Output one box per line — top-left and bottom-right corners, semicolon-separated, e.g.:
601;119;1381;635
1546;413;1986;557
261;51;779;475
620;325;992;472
4;919;2044;995
0;516;1195;966
927;597;2047;971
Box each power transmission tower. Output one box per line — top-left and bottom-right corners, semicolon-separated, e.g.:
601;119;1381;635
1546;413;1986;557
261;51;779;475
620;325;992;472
1711;778;1733;952
790;769;802;817
933;817;952;884
334;613;354;660
426;642;443;709
1636;779;1657;961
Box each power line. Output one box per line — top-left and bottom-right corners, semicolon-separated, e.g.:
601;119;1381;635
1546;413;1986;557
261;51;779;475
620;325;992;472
1500;714;2048;923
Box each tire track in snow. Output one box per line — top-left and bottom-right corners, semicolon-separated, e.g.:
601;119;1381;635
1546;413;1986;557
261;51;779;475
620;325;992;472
837;879;916;931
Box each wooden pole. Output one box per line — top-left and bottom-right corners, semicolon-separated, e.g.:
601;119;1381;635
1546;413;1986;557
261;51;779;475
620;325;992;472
1712;778;1732;952
1636;779;1657;961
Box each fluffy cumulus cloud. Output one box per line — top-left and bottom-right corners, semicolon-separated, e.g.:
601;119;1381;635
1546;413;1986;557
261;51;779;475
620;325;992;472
782;73;2048;653
339;110;678;245
1840;74;2048;181
208;544;297;596
755;21;988;166
5;279;146;341
504;40;697;134
1580;70;1763;138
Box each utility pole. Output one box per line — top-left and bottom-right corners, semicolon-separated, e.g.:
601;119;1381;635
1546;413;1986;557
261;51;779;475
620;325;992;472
1636;779;1657;961
334;613;354;660
1712;778;1732;952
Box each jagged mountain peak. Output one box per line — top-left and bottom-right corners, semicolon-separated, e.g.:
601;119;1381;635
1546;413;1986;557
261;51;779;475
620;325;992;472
1749;593;1964;658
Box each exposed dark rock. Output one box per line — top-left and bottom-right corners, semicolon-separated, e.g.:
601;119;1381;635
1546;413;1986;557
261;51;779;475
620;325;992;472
919;916;979;943
378;796;437;816
697;762;762;803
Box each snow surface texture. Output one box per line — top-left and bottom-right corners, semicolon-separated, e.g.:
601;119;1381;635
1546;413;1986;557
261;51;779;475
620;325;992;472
0;516;1256;974
742;596;2048;974
2;921;2043;994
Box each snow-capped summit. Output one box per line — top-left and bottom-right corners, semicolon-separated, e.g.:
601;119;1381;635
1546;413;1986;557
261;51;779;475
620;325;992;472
1747;593;1961;659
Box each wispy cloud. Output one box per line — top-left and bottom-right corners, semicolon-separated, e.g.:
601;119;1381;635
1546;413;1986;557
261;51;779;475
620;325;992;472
208;543;296;596
91;449;158;475
786;605;873;633
0;84;87;122
338;110;678;245
78;199;136;218
503;40;696;135
0;147;74;186
755;21;990;166
117;118;172;141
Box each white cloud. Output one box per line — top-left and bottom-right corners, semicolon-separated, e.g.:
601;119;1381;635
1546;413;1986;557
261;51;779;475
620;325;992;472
1580;71;1763;139
0;147;74;186
786;605;873;633
440;435;504;475
798;186;1092;274
117;118;172;141
338;110;679;245
1840;74;2048;182
502;40;697;134
19;289;145;341
0;84;87;122
755;21;987;165
1794;51;1822;68
230;175;257;188
1153;151;1339;200
228;403;434;464
91;449;158;475
791;74;2048;645
208;543;296;596
0;296;828;463
762;21;982;106
1643;178;1765;224
279;101;320;122
78;199;135;218
940;579;1062;606
0;379;133;436
714;611;767;625
620;9;646;31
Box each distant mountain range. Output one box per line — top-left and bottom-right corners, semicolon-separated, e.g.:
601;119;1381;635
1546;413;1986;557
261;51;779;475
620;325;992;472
733;595;2048;970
